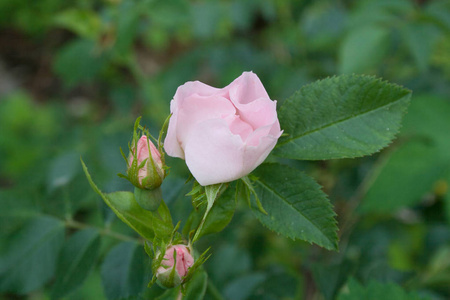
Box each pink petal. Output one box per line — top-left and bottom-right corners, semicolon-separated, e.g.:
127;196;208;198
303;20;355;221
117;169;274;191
225;72;270;105
246;120;282;147
164;100;184;158
184;119;247;186
174;80;223;101
165;80;226;159
224;115;254;142
176;93;236;150
243;134;279;171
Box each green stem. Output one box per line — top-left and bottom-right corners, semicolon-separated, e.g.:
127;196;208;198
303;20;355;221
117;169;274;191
65;219;141;244
207;280;225;300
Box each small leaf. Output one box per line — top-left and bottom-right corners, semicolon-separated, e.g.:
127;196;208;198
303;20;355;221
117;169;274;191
101;242;148;300
81;159;173;240
192;183;226;243
275;74;411;160
183;184;236;240
338;278;430;300
51;229;101;299
241;177;267;214
251;163;338;250
0;216;65;294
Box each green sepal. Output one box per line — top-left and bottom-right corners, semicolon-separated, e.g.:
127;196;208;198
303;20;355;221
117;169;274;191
191;183;227;243
241;176;267;215
155;250;181;289
119;146;128;165
183;183;236;240
158;113;172;160
144;241;154;259
117;173;128;180
147;222;184;289
181;248;211;287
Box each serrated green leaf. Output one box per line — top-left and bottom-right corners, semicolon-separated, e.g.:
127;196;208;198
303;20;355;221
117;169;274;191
0;216;65;294
51;229;101;299
338;278;430;300
275;74;411;160
81;159;173;241
101;242;148;300
251;163;338;250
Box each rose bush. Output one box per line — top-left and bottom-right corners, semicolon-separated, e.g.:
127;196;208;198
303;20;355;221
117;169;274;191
156;244;194;288
164;72;282;186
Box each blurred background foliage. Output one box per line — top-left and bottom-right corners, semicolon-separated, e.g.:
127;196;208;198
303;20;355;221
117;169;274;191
0;0;449;299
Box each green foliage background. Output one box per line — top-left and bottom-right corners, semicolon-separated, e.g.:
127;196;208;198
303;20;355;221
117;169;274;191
1;0;449;299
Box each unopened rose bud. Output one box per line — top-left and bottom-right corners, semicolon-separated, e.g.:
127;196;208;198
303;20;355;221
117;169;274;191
128;135;165;210
129;135;164;188
156;245;194;288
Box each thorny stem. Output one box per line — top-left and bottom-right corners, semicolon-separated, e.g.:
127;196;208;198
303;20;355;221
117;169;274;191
65;218;142;244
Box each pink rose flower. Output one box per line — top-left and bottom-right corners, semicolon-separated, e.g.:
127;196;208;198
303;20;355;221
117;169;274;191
164;72;282;186
156;245;194;287
128;135;164;189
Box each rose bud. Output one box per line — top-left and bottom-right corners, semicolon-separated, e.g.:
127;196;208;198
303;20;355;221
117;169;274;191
156;245;194;288
128;135;165;211
164;71;282;186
